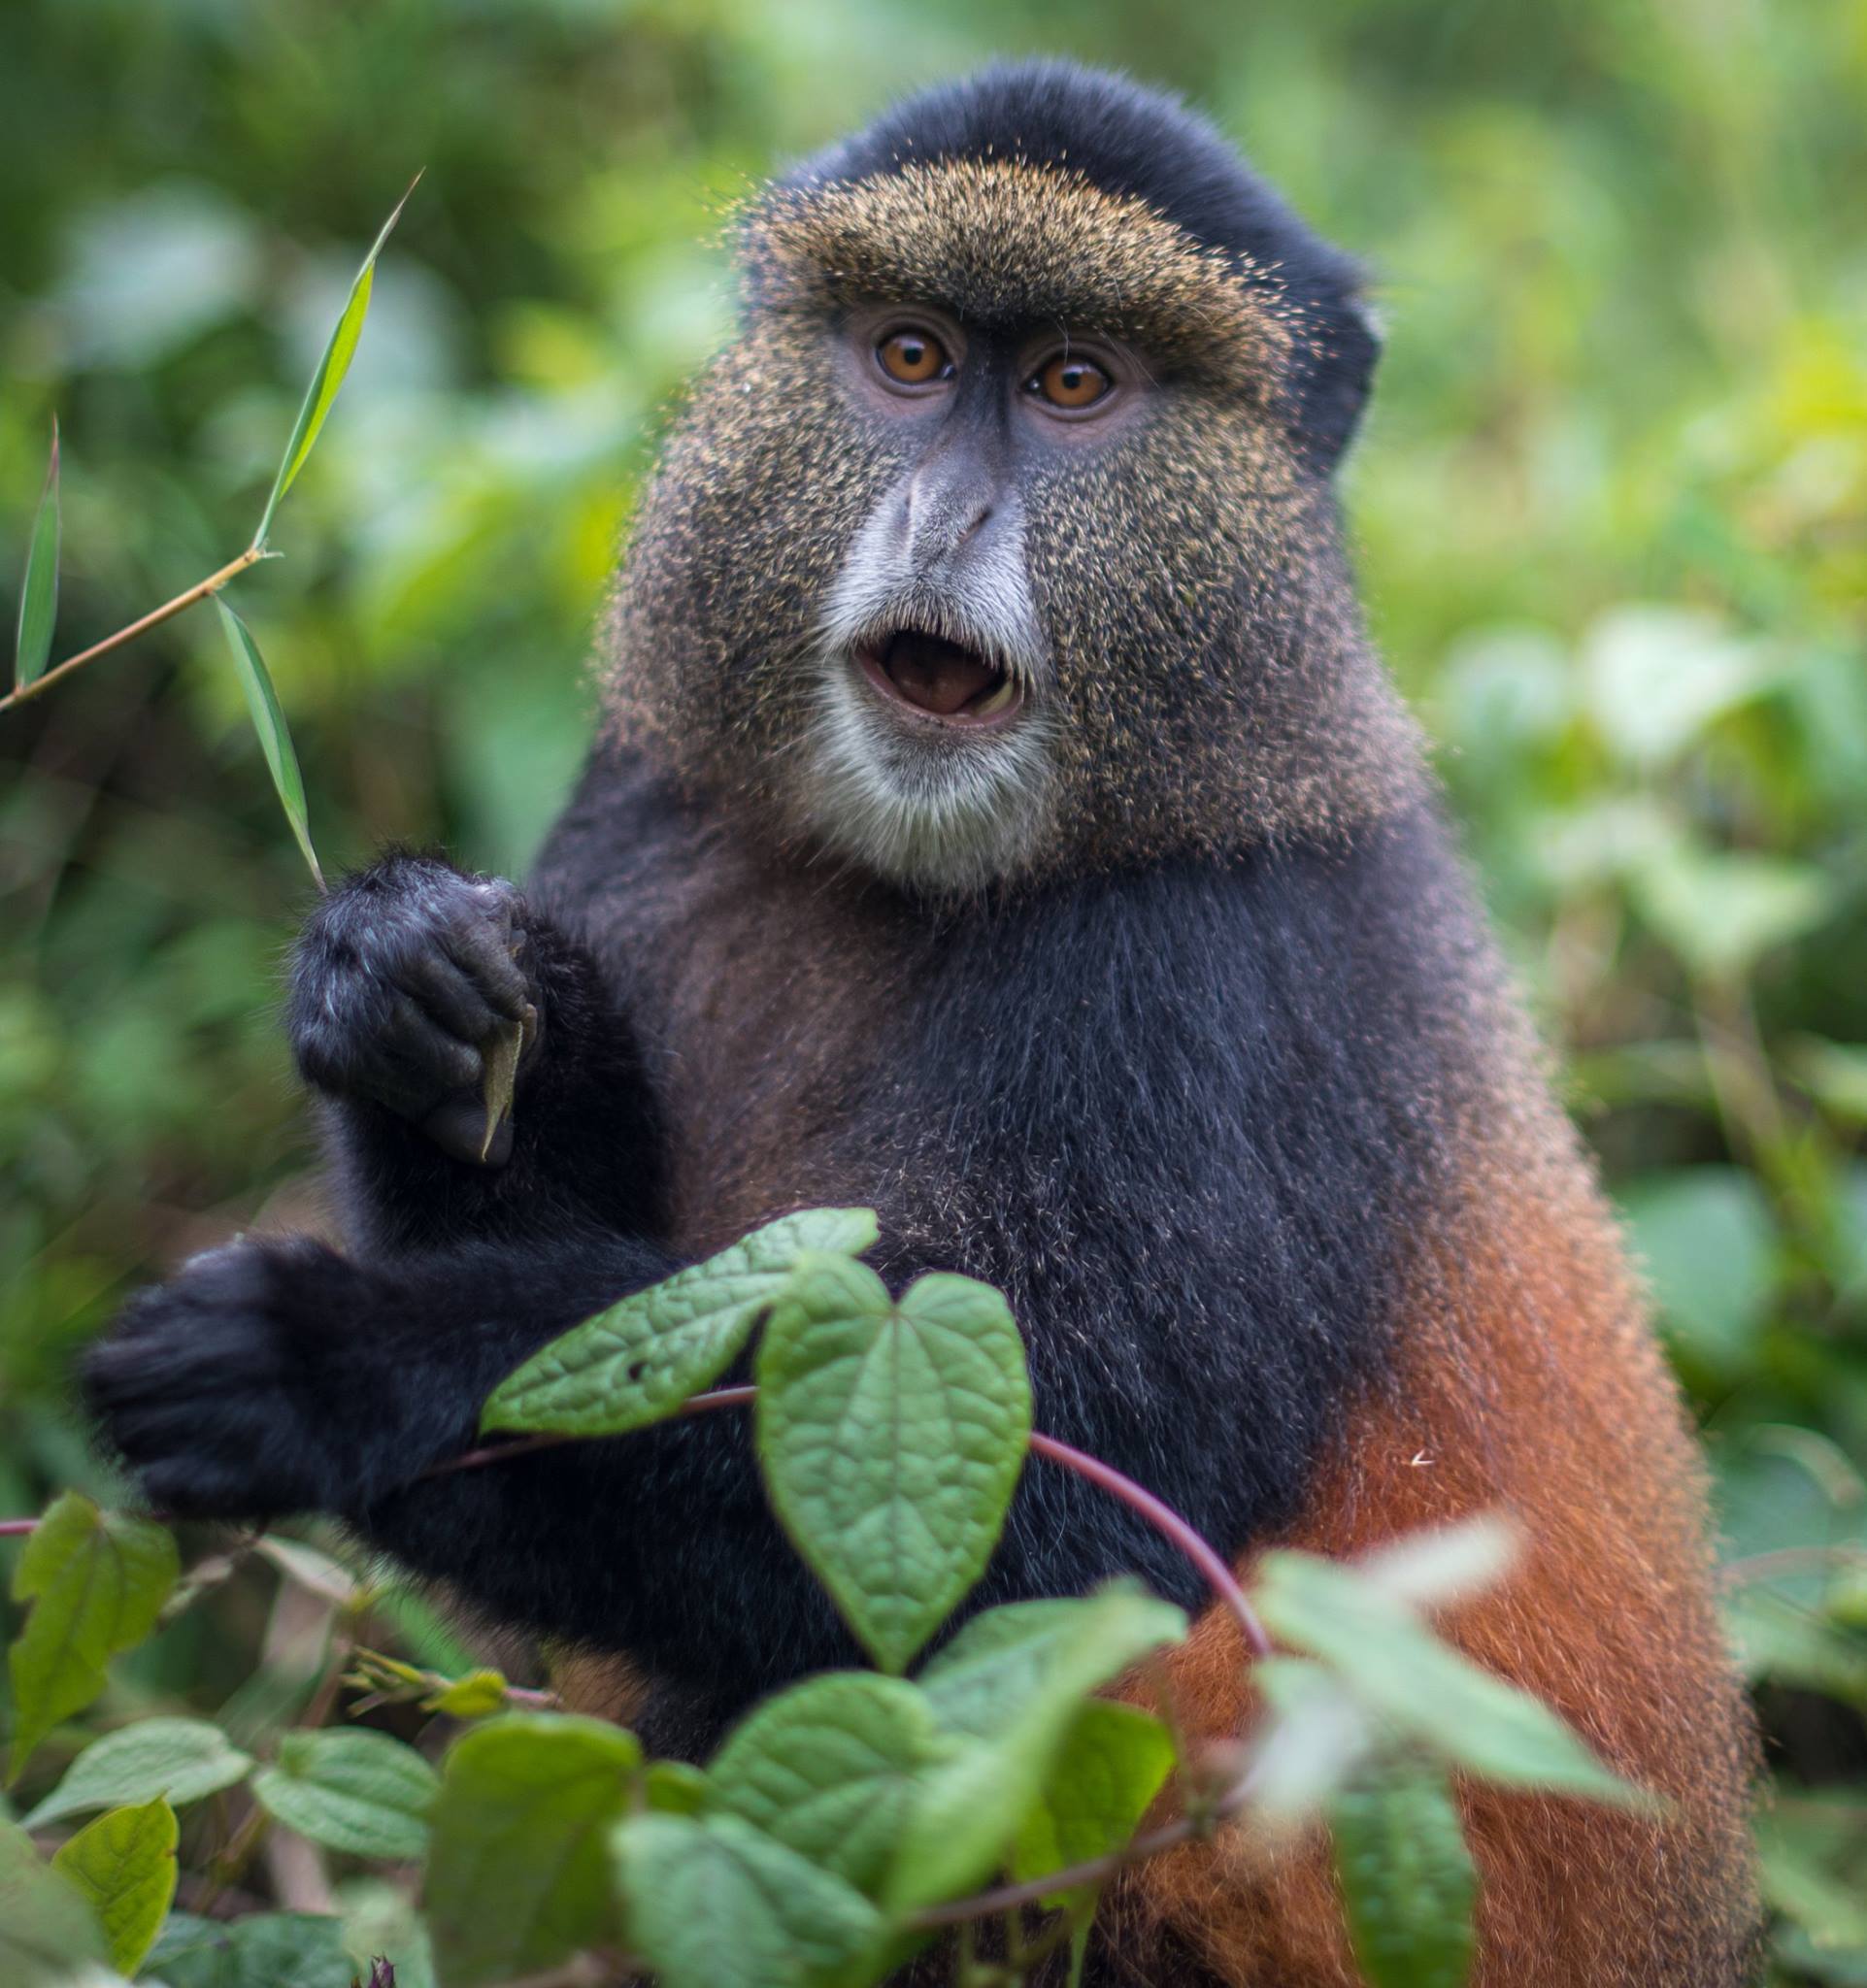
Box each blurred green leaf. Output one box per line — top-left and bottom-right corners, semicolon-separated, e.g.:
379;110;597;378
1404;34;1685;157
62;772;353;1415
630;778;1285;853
51;1796;177;1976
251;178;419;549
1582;606;1776;766
0;1820;108;1985
889;1583;1186;1910
1255;1550;1649;1806
143;1908;356;1987
13;417;59;689
251;1728;438;1861
337;1875;436;1988
481;1207;878;1439
1330;1760;1477;1988
214;598;323;889
711;1672;942;1899
25;1716;252;1827
424;1711;637;1987
614;1810;884;1988
1009;1699;1175;1912
7;1495;179;1782
756;1253;1032;1673
1620;1168;1778;1374
1632;846;1832;981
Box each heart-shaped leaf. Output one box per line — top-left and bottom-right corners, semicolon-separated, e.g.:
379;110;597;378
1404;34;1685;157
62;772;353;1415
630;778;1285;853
710;1672;943;1897
614;1810;884;1988
424;1711;639;1986
7;1494;179;1781
482;1208;878;1438
755;1254;1031;1673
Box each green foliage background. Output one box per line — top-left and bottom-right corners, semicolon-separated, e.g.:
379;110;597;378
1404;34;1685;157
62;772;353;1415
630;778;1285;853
2;0;1863;1971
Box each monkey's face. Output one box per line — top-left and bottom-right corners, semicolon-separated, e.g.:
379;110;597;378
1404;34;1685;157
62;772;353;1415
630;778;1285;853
605;158;1418;891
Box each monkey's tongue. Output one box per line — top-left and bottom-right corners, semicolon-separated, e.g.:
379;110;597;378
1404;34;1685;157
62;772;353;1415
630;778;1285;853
882;630;1002;715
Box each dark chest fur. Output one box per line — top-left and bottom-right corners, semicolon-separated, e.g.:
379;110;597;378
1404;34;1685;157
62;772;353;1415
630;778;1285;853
530;745;1481;1594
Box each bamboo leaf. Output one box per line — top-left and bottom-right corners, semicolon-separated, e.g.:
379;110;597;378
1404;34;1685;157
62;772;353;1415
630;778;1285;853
215;598;323;888
14;416;60;687
250;177;419;549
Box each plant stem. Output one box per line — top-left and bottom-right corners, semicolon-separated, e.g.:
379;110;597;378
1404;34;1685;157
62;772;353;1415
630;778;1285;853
1720;1543;1867;1586
1026;1431;1272;1660
907;1762;1263;1930
0;545;266;715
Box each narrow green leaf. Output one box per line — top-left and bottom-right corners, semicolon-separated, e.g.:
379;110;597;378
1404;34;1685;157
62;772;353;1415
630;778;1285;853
888;1583;1186;1910
755;1254;1032;1673
24;1715;254;1827
0;1821;109;1985
51;1796;177;1976
478;1010;529;1161
250;177;419;549
251;1728;439;1861
214;597;323;888
14;416;59;687
1254;1549;1652;1806
710;1672;943;1898
1330;1759;1478;1988
481;1208;879;1438
144;1908;357;1988
1010;1700;1175;1911
7;1493;179;1781
424;1711;639;1987
614;1810;884;1988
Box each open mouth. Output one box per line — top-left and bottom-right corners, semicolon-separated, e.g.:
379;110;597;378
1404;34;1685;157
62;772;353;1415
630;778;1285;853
855;628;1025;729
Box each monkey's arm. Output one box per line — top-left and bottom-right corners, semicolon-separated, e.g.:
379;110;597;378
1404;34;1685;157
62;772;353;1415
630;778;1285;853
83;1228;866;1689
288;851;660;1257
84;1226;1198;1704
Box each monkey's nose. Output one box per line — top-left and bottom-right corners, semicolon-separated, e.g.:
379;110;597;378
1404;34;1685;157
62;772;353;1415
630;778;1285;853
903;457;1003;571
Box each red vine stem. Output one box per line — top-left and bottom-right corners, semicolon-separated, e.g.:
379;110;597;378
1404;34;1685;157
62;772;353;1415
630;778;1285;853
5;1385;1271;1655
430;1386;1272;1659
1025;1430;1272;1660
2;1385;1272;1938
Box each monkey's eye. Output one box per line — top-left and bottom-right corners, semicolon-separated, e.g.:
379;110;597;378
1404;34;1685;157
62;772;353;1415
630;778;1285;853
875;326;953;388
1028;352;1114;411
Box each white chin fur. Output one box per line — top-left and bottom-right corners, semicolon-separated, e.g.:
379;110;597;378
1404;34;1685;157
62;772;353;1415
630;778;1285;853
802;664;1055;895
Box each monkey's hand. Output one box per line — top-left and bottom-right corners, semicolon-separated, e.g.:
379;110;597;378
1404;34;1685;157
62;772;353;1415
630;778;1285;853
289;852;542;1169
83;1238;452;1520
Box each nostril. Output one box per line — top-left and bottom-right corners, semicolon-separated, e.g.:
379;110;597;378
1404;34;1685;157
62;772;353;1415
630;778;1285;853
958;501;992;544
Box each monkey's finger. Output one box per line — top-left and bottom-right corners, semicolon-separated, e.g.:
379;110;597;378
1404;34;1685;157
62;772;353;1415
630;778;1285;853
363;995;483;1119
401;947;506;1047
440;910;532;1021
421;1091;516;1168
